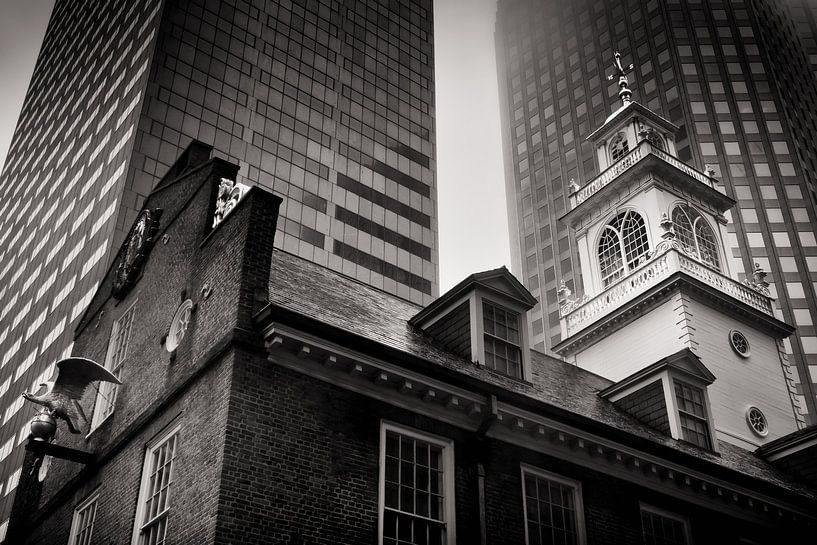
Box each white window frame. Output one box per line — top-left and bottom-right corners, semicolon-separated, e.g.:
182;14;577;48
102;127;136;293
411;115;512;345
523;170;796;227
378;421;456;545
131;422;181;545
68;490;100;545
640;503;692;545
89;301;136;433
520;464;586;545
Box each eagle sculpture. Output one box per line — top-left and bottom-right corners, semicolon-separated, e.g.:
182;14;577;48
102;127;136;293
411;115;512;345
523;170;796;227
22;357;122;434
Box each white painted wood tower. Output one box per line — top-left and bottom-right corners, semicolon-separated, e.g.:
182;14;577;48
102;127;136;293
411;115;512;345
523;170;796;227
554;53;804;451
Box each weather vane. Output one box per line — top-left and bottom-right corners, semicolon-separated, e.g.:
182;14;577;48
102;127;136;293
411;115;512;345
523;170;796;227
607;51;634;105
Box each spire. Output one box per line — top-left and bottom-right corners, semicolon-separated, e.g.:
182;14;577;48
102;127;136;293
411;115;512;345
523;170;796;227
607;51;634;106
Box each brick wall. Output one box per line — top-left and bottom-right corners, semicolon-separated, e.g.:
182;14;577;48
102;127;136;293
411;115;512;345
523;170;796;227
216;357;806;544
9;151;282;543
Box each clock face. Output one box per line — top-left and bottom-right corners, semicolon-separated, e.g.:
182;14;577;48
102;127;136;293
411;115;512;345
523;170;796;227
124;214;148;267
112;209;161;300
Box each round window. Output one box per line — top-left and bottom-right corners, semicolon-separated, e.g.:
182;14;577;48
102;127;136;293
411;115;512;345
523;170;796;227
729;330;750;358
166;299;194;352
746;406;769;437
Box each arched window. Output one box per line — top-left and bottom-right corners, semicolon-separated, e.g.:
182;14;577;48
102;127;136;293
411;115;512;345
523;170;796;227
609;133;629;162
672;204;721;270
646;131;664;150
598;211;650;287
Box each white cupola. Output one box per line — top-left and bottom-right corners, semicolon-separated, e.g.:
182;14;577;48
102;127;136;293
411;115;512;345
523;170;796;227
553;52;804;451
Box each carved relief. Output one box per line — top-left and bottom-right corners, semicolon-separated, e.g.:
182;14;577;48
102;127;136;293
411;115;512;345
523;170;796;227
213;178;249;228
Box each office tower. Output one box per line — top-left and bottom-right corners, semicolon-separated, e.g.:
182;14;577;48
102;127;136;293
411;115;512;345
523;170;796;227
496;0;817;424
0;0;436;531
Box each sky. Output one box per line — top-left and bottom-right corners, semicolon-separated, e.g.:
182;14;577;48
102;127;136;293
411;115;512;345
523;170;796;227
0;0;510;293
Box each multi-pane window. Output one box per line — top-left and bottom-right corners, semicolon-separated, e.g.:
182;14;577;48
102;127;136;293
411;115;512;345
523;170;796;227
640;505;690;545
522;466;584;545
674;381;712;449
483;302;522;378
598;211;650;287
90;302;136;431
69;492;99;545
132;424;180;545
610;132;629;162
380;423;454;545
672;205;721;271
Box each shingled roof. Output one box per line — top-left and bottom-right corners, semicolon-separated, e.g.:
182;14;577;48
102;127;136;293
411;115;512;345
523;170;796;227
263;248;816;501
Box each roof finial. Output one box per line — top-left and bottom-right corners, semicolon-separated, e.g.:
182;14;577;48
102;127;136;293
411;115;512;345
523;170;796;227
607;51;634;106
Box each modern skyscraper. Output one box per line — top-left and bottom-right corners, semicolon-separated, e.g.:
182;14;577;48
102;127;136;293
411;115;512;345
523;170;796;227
0;0;436;530
496;0;817;424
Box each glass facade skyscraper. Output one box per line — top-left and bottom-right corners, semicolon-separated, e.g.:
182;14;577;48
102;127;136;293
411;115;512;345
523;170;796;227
0;0;436;533
496;0;817;423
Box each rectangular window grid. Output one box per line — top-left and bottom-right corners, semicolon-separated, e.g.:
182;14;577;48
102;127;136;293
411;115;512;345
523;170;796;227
522;468;582;545
69;493;99;545
640;506;690;545
91;302;135;430
483;302;522;378
674;381;711;449
381;425;453;545
134;426;179;545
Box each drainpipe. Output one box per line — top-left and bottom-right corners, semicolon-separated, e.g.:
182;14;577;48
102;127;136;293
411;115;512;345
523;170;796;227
475;394;498;545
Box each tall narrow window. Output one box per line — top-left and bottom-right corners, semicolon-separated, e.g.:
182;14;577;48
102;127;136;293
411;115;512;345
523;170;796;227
640;505;691;545
132;424;180;545
69;492;99;545
598;211;650;287
379;423;455;545
522;466;585;545
674;381;712;449
483;302;522;379
609;132;629;162
90;302;136;431
672;204;721;270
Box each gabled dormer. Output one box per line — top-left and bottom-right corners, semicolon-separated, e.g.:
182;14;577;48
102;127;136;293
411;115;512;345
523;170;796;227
410;267;537;381
600;349;718;452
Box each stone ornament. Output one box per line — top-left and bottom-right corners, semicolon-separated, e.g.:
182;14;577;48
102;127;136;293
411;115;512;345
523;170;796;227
213;178;249;228
112;208;163;300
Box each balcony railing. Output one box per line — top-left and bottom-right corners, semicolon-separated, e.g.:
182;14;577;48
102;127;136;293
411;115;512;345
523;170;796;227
559;248;775;338
572;140;723;207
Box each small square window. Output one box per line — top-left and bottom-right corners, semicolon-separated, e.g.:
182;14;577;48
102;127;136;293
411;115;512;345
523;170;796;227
379;423;455;545
90;302;136;432
69;491;99;545
640;505;691;545
522;465;585;545
674;381;712;449
132;424;181;545
483;301;522;379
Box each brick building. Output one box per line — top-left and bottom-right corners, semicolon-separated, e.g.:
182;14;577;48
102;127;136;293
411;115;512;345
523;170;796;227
8;143;817;544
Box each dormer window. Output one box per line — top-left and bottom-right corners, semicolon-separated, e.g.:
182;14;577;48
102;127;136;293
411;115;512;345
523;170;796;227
674;380;712;449
598;210;650;287
483;302;522;379
409;267;536;382
672;204;720;270
609;132;629;162
600;349;718;453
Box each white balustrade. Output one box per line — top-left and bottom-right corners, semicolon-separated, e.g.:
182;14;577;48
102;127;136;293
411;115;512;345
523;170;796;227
573;141;724;206
560;248;775;337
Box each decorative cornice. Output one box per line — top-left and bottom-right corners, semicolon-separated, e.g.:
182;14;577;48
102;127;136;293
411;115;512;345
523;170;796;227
261;322;817;523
